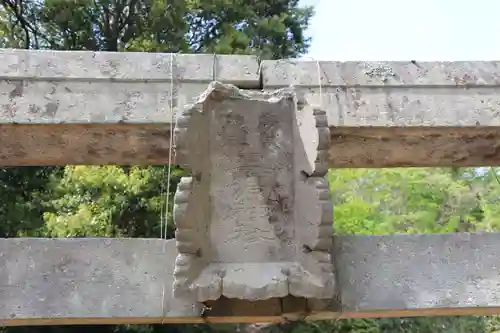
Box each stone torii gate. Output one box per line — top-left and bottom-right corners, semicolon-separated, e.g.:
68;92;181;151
1;49;500;326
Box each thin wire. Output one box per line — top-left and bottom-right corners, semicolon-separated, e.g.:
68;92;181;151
160;171;165;239
161;52;176;324
316;60;323;108
165;56;175;236
213;53;217;81
257;55;263;87
490;167;500;186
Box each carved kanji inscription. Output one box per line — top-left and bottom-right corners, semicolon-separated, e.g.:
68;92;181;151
172;82;334;302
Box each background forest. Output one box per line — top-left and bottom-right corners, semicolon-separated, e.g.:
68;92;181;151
0;0;499;332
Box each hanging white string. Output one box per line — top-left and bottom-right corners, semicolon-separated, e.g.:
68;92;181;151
257;55;263;88
161;52;176;324
160;170;165;239
165;53;175;240
316;59;324;109
213;53;217;82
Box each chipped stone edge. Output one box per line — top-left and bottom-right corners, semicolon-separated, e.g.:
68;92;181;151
310;107;330;176
172;81;336;302
289;176;336;299
172;177;196;297
290;100;335;299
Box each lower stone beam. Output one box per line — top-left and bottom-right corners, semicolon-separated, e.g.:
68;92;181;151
1;233;500;326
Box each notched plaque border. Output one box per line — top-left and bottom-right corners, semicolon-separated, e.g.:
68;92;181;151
172;81;335;302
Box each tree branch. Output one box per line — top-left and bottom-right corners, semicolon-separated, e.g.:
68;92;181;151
1;0;30;48
1;0;59;49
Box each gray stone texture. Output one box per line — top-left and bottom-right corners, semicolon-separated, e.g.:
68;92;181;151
261;59;500;168
172;82;334;302
2;233;500;325
262;60;500;86
335;232;500;313
0;238;198;325
5;51;500;127
0;49;260;124
262;59;500;127
2;51;500;325
0;49;259;166
3;50;500;167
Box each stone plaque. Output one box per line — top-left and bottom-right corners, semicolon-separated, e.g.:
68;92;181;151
172;82;334;302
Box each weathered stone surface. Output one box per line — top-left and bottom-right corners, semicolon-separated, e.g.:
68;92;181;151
1;80;178;124
0;50;259;166
0;124;172;166
4;124;500;167
329;127;500;168
172;82;334;302
262;60;500;86
293;87;500;127
262;60;500;127
333;232;500;315
260;59;500;168
3;233;500;325
3;52;500;167
0;238;199;325
1;49;259;85
0;49;260;125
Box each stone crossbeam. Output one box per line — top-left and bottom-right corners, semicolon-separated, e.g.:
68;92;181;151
2;49;500;167
1;233;499;326
3;49;500;327
0;49;260;166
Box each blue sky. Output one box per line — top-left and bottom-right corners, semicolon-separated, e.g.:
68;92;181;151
300;0;500;61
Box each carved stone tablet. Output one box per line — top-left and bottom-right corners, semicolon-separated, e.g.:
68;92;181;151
172;81;334;302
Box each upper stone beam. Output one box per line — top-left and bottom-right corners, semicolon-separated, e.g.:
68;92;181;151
262;59;500;127
264;60;500;86
0;49;260;166
262;60;500;167
0;49;260;125
4;50;500;167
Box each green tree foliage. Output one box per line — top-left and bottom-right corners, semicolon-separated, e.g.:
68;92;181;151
0;0;312;57
0;166;61;237
329;168;484;235
42;165;186;238
0;0;499;332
